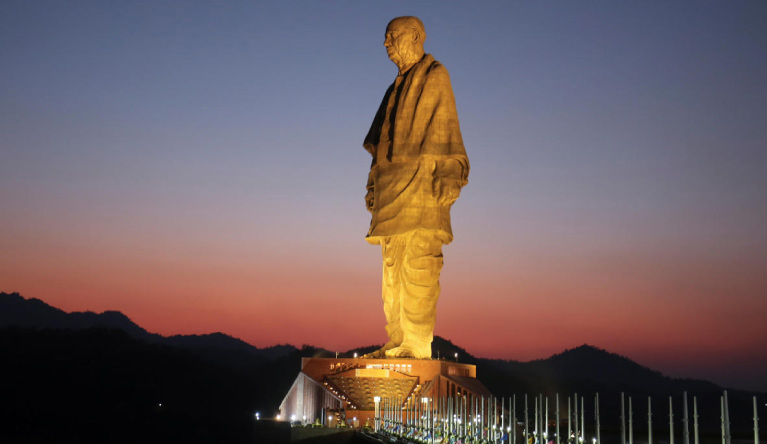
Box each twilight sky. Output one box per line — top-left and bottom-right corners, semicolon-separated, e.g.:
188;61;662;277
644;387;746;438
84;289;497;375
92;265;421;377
2;1;766;392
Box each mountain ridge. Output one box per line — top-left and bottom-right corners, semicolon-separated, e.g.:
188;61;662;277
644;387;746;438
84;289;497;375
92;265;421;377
0;291;756;397
0;291;296;361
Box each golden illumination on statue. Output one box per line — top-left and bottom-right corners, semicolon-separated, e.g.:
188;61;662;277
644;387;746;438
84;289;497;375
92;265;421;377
362;17;469;359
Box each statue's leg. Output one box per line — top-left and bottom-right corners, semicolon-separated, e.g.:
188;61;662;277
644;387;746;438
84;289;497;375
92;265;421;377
385;230;443;359
363;235;405;358
382;235;406;346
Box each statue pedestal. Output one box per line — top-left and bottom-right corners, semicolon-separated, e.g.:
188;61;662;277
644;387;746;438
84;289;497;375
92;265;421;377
279;357;491;429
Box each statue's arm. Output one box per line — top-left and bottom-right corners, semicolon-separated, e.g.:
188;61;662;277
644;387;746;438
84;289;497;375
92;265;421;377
434;157;468;206
421;62;469;205
363;83;397;213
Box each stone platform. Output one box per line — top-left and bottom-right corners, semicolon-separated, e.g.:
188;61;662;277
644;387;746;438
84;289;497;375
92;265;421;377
279;357;492;428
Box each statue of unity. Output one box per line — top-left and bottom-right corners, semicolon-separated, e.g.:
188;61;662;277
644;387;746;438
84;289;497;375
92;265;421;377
362;16;469;359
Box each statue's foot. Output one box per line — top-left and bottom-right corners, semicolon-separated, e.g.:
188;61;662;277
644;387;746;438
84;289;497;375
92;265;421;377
384;346;416;358
384;341;431;359
361;340;398;358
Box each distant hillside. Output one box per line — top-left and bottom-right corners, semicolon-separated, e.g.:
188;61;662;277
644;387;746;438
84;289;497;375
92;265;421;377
0;291;157;339
0;293;747;392
0;292;743;395
0;291;298;363
2;291;763;441
475;344;721;395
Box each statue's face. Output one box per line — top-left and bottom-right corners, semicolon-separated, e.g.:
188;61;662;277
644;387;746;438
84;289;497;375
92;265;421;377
384;20;418;67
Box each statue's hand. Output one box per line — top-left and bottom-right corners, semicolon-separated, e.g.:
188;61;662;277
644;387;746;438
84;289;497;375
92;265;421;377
434;177;461;206
365;187;374;213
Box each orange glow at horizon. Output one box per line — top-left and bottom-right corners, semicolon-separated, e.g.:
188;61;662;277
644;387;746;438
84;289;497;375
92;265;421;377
5;229;764;379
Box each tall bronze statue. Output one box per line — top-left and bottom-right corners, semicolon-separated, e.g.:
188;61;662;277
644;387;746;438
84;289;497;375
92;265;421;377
363;17;469;359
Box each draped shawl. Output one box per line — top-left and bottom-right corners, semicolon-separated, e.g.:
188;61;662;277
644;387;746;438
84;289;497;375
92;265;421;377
364;54;469;165
363;54;469;244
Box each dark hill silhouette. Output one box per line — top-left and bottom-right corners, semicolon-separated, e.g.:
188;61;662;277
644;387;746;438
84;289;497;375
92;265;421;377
0;291;298;364
0;292;747;396
0;291;160;339
1;291;763;442
482;344;675;393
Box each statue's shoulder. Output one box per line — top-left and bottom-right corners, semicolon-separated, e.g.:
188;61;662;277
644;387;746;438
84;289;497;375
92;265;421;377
422;54;444;72
421;55;451;83
422;54;447;74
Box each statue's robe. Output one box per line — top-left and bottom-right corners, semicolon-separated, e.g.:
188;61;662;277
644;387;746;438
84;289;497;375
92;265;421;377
364;54;469;245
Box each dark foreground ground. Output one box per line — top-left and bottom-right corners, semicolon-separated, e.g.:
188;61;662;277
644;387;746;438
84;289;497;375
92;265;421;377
253;422;377;444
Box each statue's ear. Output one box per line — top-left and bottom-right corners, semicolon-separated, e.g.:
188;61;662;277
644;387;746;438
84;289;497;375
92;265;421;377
412;30;421;44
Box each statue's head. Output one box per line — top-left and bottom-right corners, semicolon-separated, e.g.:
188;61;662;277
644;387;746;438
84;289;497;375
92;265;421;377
385;16;426;72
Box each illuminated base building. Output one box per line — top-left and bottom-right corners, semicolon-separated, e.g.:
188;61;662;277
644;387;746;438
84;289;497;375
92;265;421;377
279;357;492;428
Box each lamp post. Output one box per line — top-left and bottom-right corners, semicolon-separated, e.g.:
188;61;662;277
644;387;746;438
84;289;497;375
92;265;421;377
753;396;759;444
684;392;690;444
621;393;626;444
525;394;529;444
629;397;633;444
581;397;585;444
670;397;674;444
513;394;517;444
568;397;572;444
596;393;600;444
649;397;653;444
556;394;560;444
574;393;579;444
724;391;731;444
694;397;699;444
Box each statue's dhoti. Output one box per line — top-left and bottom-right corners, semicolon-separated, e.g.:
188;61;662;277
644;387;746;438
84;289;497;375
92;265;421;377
379;229;444;359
